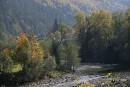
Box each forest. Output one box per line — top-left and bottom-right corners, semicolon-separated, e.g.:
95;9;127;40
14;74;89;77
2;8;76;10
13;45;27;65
0;9;130;86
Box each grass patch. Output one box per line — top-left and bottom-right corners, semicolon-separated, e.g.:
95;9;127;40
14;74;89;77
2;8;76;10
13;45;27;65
47;71;63;78
11;64;22;73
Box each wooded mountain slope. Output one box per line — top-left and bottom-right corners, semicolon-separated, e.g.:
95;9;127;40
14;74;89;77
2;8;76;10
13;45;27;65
0;0;130;37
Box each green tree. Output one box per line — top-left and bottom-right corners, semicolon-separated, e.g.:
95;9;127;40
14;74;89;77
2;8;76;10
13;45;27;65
75;12;87;43
57;42;80;70
0;48;14;73
74;12;92;62
90;10;114;62
57;43;66;67
66;42;80;70
75;12;86;29
112;13;126;63
123;9;130;63
52;19;59;33
43;55;56;74
0;25;4;48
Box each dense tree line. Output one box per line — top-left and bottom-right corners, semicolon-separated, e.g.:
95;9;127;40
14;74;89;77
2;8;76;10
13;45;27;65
76;9;130;64
0;9;130;85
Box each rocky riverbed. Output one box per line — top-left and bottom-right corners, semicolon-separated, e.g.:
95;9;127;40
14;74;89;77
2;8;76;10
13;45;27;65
20;74;104;87
19;64;130;87
88;72;130;87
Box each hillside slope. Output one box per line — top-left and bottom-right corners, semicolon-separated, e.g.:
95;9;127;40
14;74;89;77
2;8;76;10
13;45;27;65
0;0;130;37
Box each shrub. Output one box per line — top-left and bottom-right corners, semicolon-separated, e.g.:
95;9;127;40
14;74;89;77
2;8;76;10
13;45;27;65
47;71;62;78
43;55;57;74
0;48;15;73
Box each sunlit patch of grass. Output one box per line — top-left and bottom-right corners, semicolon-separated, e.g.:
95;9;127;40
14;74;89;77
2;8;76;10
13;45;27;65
11;64;22;73
47;71;62;78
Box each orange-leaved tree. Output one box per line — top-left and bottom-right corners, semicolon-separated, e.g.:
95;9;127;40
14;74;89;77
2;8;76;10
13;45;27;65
15;32;44;80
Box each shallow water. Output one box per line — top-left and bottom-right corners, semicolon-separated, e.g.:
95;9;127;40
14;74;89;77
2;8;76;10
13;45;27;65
53;75;103;87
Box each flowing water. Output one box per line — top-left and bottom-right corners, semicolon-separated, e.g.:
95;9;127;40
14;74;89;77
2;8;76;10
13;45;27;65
52;75;103;87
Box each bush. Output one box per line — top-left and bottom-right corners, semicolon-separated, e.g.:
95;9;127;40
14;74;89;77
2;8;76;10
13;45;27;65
0;48;15;73
47;71;62;78
43;55;57;74
57;42;80;71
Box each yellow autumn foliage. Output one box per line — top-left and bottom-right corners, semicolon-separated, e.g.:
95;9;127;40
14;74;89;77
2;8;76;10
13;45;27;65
16;32;29;49
16;32;44;62
31;41;44;62
2;48;14;58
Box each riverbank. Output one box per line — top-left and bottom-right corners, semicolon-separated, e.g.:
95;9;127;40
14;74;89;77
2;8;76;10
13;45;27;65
19;73;103;87
16;64;130;87
19;72;130;87
88;71;130;87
